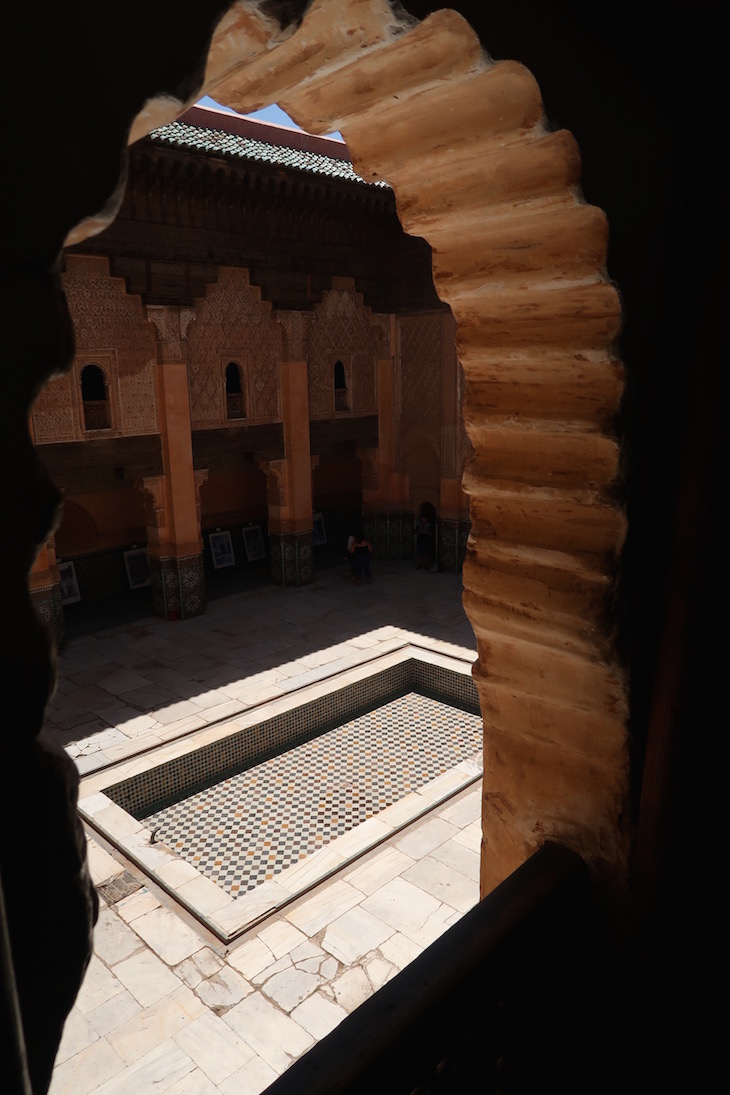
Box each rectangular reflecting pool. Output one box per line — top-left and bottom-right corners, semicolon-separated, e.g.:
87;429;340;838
79;645;482;944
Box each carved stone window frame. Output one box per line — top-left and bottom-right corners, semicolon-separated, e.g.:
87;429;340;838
332;353;352;415
76;351;119;436
222;354;249;423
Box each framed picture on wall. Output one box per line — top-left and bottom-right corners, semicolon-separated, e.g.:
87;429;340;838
123;547;152;589
312;512;327;546
58;560;81;604
242;524;265;562
209;530;236;569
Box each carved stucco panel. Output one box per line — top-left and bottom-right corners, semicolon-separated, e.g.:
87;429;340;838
398;313;442;468
372;313;394;359
61;256;158;435
147;304;196;364
307;289;378;417
32;372;78;443
187;267;282;427
251;346;280;420
277;310;310;363
137;475;166;530
259;459;287;506
119;365;159;435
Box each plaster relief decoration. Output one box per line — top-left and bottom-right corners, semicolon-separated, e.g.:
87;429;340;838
62;254;158;437
277;309;310;362
147;304;196;364
187;267;282;427
398;313;442;457
137;476;167;535
258;459;286;507
31;370;77;443
401;428;441;512
397;315;443;506
372;312;395;359
308;286;378;417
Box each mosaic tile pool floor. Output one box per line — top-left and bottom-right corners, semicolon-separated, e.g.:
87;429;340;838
144;692;483;897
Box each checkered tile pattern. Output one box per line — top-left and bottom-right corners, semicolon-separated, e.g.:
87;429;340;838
146;693;482;896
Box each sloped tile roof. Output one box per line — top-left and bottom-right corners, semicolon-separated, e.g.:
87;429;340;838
149;119;390;190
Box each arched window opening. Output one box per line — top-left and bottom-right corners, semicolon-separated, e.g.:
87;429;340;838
80;363;110;430
334;358;348;411
225;361;246;419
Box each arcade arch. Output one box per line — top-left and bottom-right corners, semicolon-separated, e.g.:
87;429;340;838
43;0;628;910
79;364;110;431
184;1;628;896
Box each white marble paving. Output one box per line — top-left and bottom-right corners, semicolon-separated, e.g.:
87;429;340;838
261;966;323;1010
172;1013;255;1086
116;888;160;922
364;955;397;990
175;949;224;989
290;992;349;1039
105;988;204;1066
49;1036;126;1095
111;951;182;1008
176;873;232;916
75;955;127;1013
194;967;252;1010
131;906;206;966
49;562;483;1092
285;879;364;936
327;966;373;1012
430;835;482;877
92;904;144;966
226;937;277;981
218;1054;278;1095
168;1068;221;1094
321;905;395;965
405;904;463;950
222;994;314;1074
257;920;309;959
343;844;415;895
363;876;444;935
53;1006;100;1064
91;1040;196;1094
394;816;461;859
402;856;480;914
85;989;143;1040
378;931;423;971
71;818;477;1088
440;788;482;828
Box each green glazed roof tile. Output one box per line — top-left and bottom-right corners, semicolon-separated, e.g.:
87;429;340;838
149;120;390;190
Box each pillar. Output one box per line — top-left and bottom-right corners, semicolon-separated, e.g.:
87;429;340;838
267;361;314;586
363;355;410;559
144;360;205;619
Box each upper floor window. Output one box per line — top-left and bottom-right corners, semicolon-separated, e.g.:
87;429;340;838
81;363;110;430
225;361;247;420
334;359;349;412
